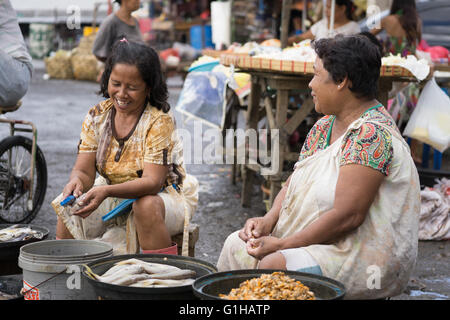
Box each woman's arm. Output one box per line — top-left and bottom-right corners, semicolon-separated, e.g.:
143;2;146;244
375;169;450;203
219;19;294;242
73;162;168;217
240;174;292;241
287;29;315;46
370;15;388;35
62;152;96;198
281;164;384;249
247;164;384;259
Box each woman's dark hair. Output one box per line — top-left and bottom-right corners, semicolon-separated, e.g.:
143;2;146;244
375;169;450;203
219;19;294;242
114;0;122;5
359;31;383;56
390;0;421;44
99;39;170;113
312;35;381;100
336;0;356;21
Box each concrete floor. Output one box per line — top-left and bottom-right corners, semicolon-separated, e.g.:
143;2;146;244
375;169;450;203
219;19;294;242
0;60;448;300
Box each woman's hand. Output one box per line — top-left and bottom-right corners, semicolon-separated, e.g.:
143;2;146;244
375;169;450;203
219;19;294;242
246;236;283;260
62;177;84;199
72;185;109;219
239;217;274;242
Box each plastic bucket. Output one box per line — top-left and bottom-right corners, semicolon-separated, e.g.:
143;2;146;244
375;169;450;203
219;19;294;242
190;25;214;50
204;25;213;48
18;239;113;300
190;25;203;50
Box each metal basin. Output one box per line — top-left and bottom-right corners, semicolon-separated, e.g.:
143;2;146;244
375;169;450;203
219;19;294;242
193;269;346;300
82;254;217;300
0;224;49;276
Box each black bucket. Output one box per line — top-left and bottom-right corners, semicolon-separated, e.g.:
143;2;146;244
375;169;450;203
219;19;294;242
193;269;346;300
0;224;49;276
82;254;217;300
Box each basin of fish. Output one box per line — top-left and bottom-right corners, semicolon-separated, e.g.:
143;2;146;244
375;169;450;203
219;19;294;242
0;224;49;276
82;254;217;300
0;224;46;243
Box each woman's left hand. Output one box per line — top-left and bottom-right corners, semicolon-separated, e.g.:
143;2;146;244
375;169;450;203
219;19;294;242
246;236;283;260
72;186;109;219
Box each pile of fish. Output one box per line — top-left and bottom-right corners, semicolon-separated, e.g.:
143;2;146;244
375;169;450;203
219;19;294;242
0;225;44;242
84;258;196;288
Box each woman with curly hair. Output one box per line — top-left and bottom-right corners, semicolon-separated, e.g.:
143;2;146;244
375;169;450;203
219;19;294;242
218;35;420;299
53;39;198;255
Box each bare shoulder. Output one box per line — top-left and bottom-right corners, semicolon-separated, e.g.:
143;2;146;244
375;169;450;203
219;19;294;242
381;15;398;27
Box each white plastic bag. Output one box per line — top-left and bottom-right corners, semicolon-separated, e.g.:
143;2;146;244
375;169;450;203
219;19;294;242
403;77;450;152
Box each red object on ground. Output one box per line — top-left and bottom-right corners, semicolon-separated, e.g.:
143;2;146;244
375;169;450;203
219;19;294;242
141;242;178;255
418;40;449;61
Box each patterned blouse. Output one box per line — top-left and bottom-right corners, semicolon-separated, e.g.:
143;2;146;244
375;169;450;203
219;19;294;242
78;98;185;188
381;36;416;58
298;104;398;176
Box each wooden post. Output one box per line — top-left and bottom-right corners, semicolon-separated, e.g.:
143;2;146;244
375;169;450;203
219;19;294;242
280;0;293;49
268;89;289;207
378;78;393;107
241;76;262;207
302;0;308;32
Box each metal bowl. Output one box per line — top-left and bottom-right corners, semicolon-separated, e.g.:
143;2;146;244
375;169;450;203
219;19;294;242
0;224;49;276
193;269;346;300
82;254;217;300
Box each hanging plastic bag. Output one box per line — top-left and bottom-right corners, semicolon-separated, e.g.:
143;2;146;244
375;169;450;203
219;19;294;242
403;77;450;153
175;71;229;129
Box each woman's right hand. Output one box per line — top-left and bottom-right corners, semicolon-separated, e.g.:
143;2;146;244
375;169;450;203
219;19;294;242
62;177;84;199
239;217;274;243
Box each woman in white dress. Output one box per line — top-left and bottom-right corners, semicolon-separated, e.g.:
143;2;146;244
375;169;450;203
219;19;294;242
288;0;360;44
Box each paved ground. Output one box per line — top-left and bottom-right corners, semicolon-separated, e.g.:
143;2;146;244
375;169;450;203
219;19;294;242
0;60;448;300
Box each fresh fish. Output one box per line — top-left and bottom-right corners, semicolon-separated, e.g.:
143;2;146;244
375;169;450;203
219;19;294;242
130;278;195;288
144;269;196;280
85;264;144;284
100;264;132;278
115;258;183;274
106;273;152;286
68;194;88;215
83;258;197;288
0;225;43;242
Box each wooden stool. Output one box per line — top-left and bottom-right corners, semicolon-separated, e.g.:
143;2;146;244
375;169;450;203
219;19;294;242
172;223;199;257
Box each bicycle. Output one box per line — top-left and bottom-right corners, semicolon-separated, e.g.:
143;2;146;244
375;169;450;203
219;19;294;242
0;101;47;224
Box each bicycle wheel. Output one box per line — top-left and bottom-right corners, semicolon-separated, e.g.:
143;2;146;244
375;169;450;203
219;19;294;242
0;135;47;223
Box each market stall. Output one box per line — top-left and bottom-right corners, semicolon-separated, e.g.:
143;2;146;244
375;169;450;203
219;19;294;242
219;50;420;207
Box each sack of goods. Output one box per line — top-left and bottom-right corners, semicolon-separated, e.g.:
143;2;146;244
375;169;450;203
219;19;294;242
44;50;74;79
70;34;99;82
70;52;98;82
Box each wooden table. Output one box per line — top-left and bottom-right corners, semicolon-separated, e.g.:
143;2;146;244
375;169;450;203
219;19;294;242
238;70;416;208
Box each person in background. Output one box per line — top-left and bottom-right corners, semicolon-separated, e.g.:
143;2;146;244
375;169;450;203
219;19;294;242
53;39;198;255
218;35;420;299
0;0;33;108
288;0;360;45
370;0;424;164
370;0;421;58
289;9;306;37
93;0;144;81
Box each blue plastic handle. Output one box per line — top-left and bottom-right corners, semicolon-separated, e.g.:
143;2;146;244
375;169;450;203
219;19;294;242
102;199;137;222
60;195;76;207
